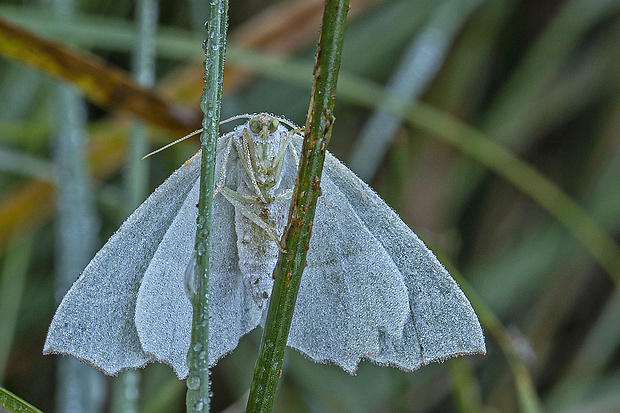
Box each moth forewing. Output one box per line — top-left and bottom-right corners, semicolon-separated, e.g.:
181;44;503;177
43;150;203;376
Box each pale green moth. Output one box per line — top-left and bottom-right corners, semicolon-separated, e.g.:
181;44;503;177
44;113;485;379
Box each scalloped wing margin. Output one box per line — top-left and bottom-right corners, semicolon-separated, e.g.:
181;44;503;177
44;153;202;375
322;152;485;371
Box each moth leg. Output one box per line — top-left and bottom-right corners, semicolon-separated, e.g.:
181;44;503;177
214;132;235;198
219;187;287;252
219;186;261;204
286;128;304;168
272;129;299;176
288;140;299;166
272;189;294;202
235;129;267;203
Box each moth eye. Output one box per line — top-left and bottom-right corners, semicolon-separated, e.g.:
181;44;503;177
268;118;279;133
249;118;262;133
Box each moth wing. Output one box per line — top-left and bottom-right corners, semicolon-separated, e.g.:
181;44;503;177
43;152;201;375
288;168;410;373
135;147;263;379
322;152;485;370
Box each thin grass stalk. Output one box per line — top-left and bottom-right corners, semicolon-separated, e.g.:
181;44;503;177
51;1;106;411
544;289;620;410
447;262;543;413
0;148;54;182
0;17;199;134
246;1;349;411
348;0;482;181
112;1;158;411
0;386;43;413
446;0;620;215
186;1;228;412
448;358;482;413
53;75;106;413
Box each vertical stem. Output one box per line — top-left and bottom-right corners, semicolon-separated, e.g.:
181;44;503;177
113;1;158;411
246;1;349;412
348;0;482;181
186;1;228;412
51;1;105;412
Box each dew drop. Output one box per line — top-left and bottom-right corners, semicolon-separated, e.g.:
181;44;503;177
184;254;196;298
187;375;201;390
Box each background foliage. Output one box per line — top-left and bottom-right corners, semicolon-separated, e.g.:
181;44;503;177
1;0;620;412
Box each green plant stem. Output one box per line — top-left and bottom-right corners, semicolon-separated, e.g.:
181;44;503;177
448;358;482;413
0;386;43;413
186;1;228;412
246;1;349;412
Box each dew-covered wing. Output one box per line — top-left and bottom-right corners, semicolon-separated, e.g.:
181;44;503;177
288;168;410;373
44;153;201;375
135;149;263;379
322;152;485;370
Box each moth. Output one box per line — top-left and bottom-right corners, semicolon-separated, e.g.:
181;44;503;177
44;113;485;379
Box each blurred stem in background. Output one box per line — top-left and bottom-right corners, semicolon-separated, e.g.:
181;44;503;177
348;0;482;182
0;235;34;382
51;0;106;411
111;1;159;412
448;0;620;212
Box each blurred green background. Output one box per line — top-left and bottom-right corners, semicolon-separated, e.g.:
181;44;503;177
1;0;620;412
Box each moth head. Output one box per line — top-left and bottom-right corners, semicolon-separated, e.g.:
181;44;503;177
249;114;279;136
242;114;290;194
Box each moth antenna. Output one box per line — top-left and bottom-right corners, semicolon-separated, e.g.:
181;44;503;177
220;113;254;125
142;115;254;160
142;128;203;160
273;115;300;131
